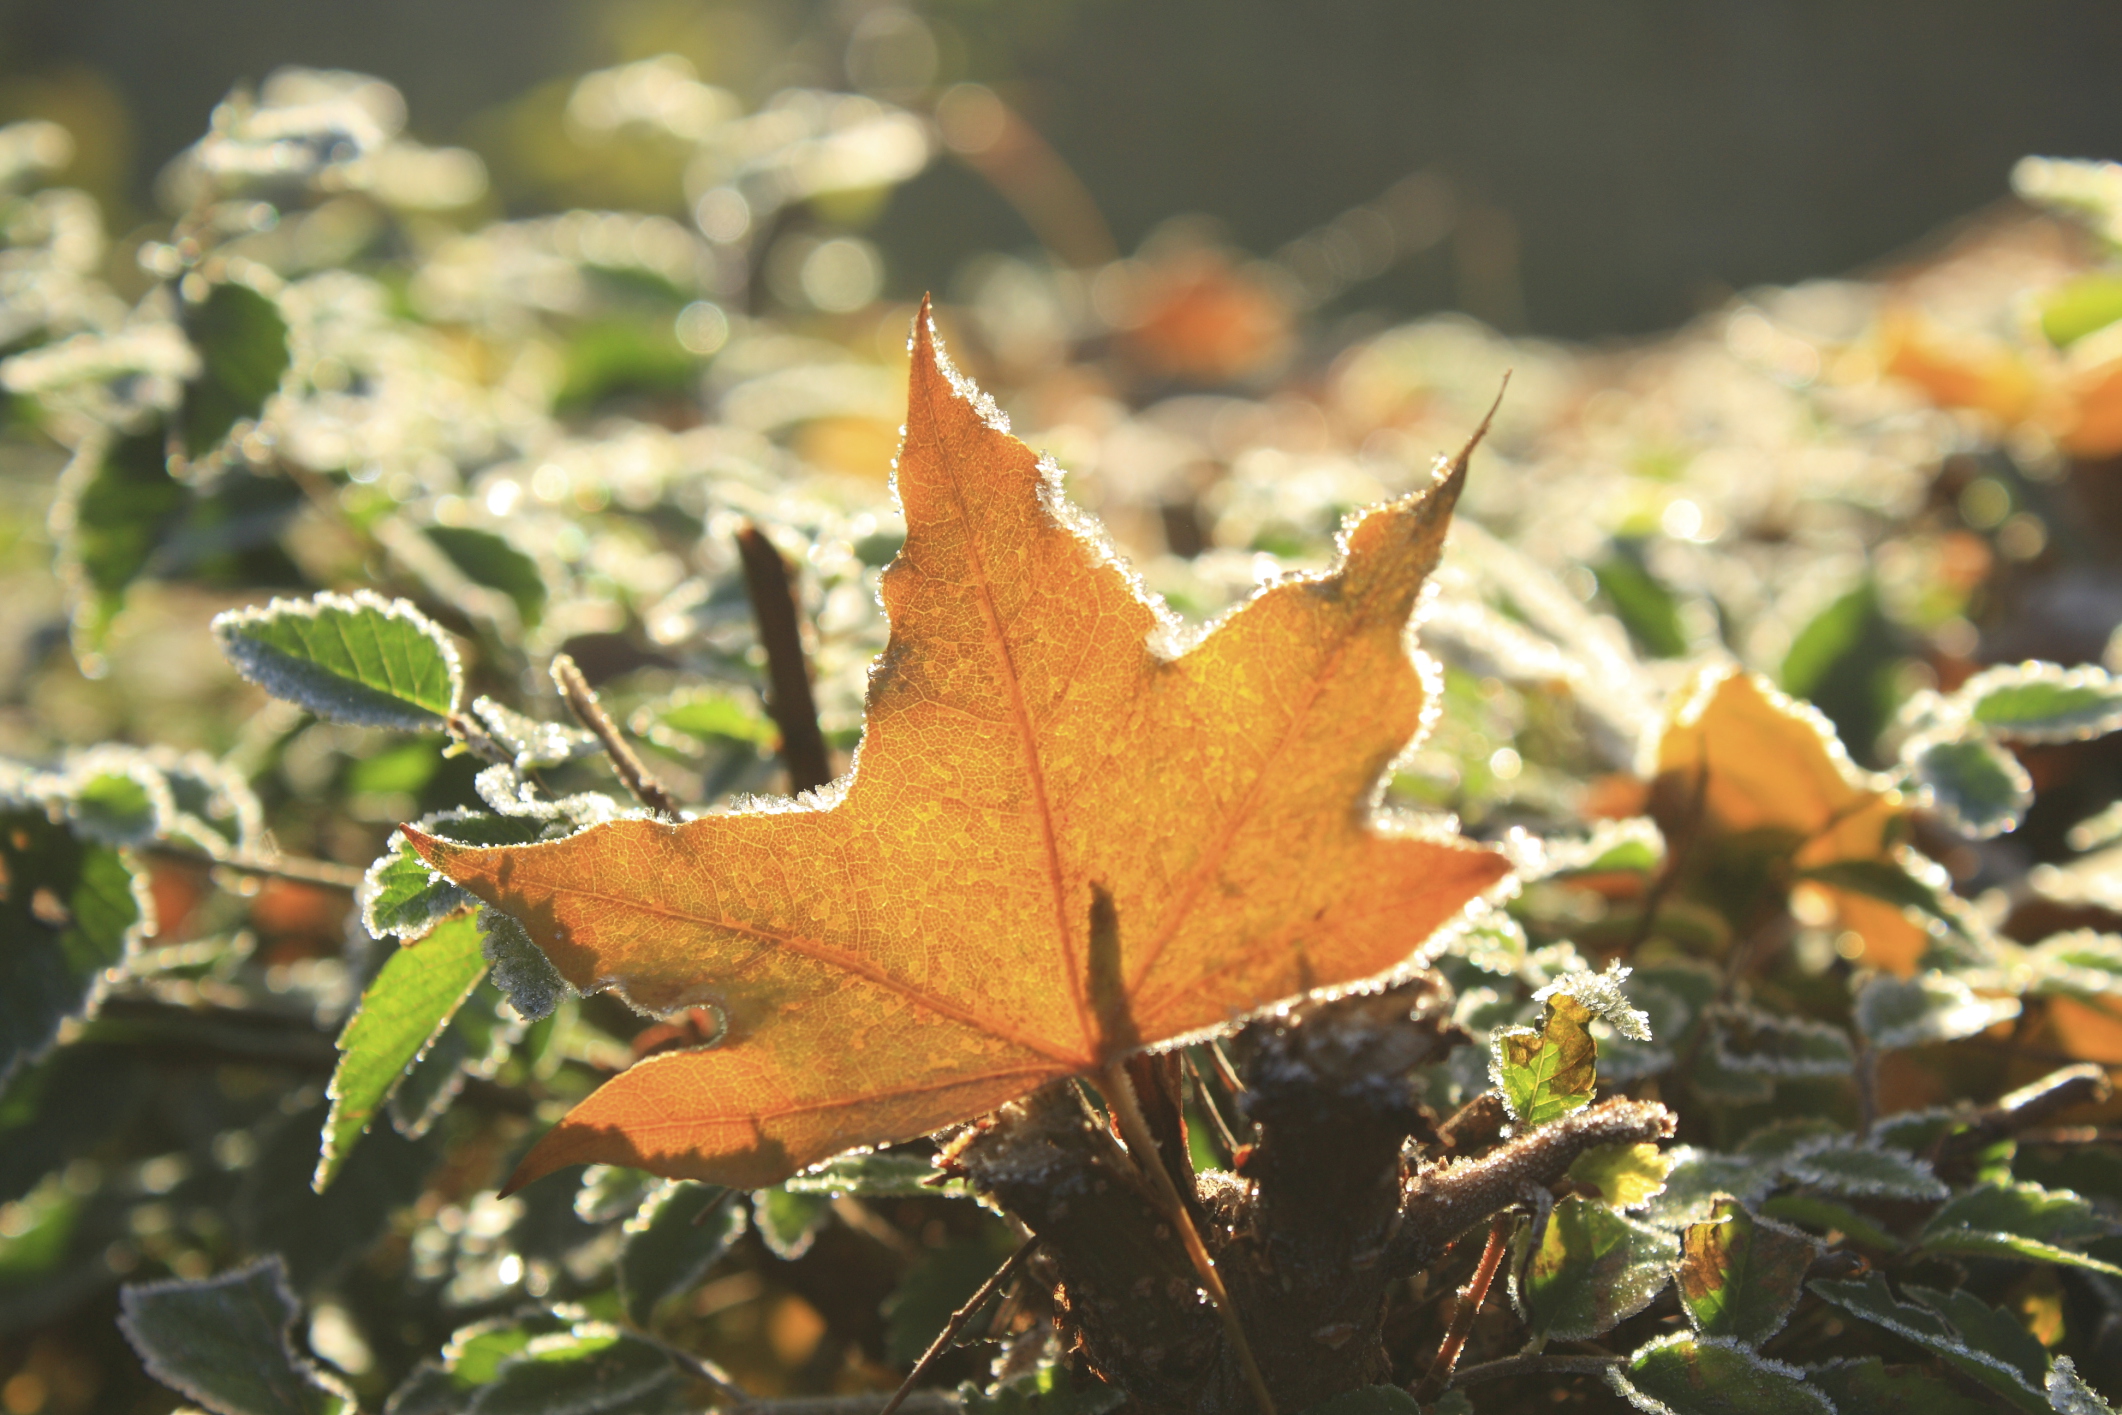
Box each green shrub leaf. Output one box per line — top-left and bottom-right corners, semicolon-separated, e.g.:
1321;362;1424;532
784;1150;970;1198
753;1186;833;1259
1493;993;1599;1127
181;280;290;458
2049;1357;2120;1415
1922;1181;2122;1274
1809;1273;2048;1414
1854;972;2021;1051
1806;1357;1991;1415
1607;1334;1831;1415
467;1323;684;1415
427;526;548;627
1781;1140;1948;1201
616;1181;745;1325
1678;1198;1821;1345
52;424;186;654
214;590;462;731
118;1256;353;1415
1512;1195;1678;1341
316;912;489;1191
1955;662;2122;744
1903;729;2032;838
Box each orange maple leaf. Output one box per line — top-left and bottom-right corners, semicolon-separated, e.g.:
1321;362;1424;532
1655;666;1927;975
409;306;1507;1190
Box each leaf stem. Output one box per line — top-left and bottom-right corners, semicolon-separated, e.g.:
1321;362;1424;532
735;522;835;795
1097;1062;1276;1415
550;654;685;820
1413;1213;1513;1402
877;1235;1041;1415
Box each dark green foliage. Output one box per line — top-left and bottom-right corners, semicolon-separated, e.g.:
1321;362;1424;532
117;1258;350;1415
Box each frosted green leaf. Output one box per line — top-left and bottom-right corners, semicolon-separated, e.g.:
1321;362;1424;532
1678;1198;1821;1345
469;1324;683;1415
754;1186;833;1259
616;1181;745;1325
1809;1274;2047;1415
637;689;778;753
118;1257;353;1415
214;591;461;731
574;1166;657;1225
1705;1005;1854;1079
53;424;186;654
785;1151;971;1199
1644;1148;1781;1229
1953;662;2122;745
427;527;547;627
389;982;520;1139
469;698;596;770
1922;1181;2122;1274
181;280;290;458
481;907;570;1022
0;791;150;1086
362;814;547;943
1534;959;1652;1040
1607;1334;1831;1415
1904;729;2032;839
2049;1357;2120;1415
1854;972;2021;1052
1570;1143;1673;1211
1806;1358;1990;1415
315;912;488;1192
1512;1195;1678;1341
1782;1141;1947;1201
1493;993;1599;1127
1757;1194;1902;1254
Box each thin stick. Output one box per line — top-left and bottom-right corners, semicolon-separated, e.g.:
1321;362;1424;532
1413;1213;1514;1402
1451;1353;1621;1388
550;654;684;820
144;844;365;892
735;522;835;795
1098;1063;1276;1415
1183;1050;1243;1165
876;1235;1041;1415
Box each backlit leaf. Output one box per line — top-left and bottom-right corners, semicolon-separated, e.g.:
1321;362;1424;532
1955;662;2122;744
468;1324;685;1415
1903;729;2032;839
180;280;289;458
51;423;186;653
752;1186;832;1259
1493;993;1599;1127
1922;1181;2122;1274
118;1257;353;1415
1782;1141;1948;1201
316;912;489;1191
1571;1143;1674;1211
615;1181;744;1325
1678;1197;1821;1344
1512;1195;1678;1341
410;309;1507;1188
782;1151;970;1199
1854;972;2020;1052
1607;1334;1831;1415
214;591;462;731
1809;1274;2048;1415
362;813;548;944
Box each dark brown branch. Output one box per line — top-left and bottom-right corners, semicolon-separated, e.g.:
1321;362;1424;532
877;1236;1041;1415
735;522;834;795
551;653;684;820
1413;1214;1513;1402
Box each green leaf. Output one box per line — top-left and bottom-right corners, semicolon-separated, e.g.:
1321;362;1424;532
1492;993;1599;1127
388;1308;585;1413
1607;1334;1831;1415
1922;1181;2122;1274
1956;662;2122;745
1644;1148;1782;1229
1809;1274;2048;1415
469;699;597;770
239;1096;440;1291
390;982;520;1138
362;814;546;943
2040;273;2122;347
1594;550;1689;658
1792;858;1957;928
1571;1143;1674;1211
574;1166;658;1225
753;1186;833;1259
181;281;290;458
427;526;548;627
1904;729;2032;839
1512;1195;1679;1341
959;1365;1124;1415
118;1257;352;1415
784;1150;970;1199
616;1181;745;1325
885;1229;1021;1363
1806;1358;1991;1415
468;1324;685;1415
1782;1140;1948;1201
1295;1387;1421;1415
316;912;489;1191
213;590;463;731
1756;1194;1902;1253
481;907;571;1022
0;796;148;1086
2049;1357;2120;1415
1705;1004;1855;1079
640;690;779;751
1854;972;2021;1052
53;423;186;653
1678;1198;1821;1344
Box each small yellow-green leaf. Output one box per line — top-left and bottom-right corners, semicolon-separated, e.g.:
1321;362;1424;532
1678;1197;1822;1344
1493;993;1598;1127
1513;1195;1678;1341
1570;1143;1673;1211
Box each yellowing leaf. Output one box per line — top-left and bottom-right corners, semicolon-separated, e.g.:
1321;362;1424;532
1494;993;1598;1127
1570;1142;1673;1210
411;305;1507;1190
1656;667;1922;973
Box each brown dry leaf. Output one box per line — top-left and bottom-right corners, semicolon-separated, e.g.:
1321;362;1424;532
410;303;1507;1189
1655;667;1925;974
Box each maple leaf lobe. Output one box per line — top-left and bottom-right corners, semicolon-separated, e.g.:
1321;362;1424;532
410;301;1506;1191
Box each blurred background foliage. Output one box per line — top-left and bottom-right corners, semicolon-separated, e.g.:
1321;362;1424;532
1;3;2122;1413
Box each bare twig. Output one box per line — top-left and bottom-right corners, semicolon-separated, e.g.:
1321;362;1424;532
144;843;365;892
735;522;835;795
1451;1353;1622;1388
551;654;685;820
877;1236;1042;1415
1099;1063;1276;1415
1414;1213;1513;1402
